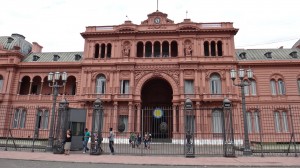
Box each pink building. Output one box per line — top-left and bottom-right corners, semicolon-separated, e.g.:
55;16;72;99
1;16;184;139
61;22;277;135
1;11;300;152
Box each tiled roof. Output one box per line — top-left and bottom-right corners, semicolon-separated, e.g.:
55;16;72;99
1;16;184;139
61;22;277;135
0;35;32;55
236;49;300;61
23;52;83;62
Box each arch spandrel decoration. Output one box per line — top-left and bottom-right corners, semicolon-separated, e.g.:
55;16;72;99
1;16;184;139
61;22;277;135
134;71;179;96
205;70;226;80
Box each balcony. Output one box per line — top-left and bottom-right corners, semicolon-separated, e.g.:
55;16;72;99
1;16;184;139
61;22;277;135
114;94;133;101
80;94;112;102
15;94;76;101
202;93;237;102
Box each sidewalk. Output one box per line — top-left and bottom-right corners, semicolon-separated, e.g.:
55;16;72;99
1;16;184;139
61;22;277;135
0;151;300;167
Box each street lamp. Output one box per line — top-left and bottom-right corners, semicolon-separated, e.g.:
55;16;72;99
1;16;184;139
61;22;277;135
230;68;253;156
46;71;67;151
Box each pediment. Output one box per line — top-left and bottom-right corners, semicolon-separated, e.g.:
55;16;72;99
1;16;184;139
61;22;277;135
141;11;174;25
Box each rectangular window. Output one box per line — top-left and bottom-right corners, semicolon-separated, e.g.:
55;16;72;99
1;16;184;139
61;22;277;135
212;111;223;133
96;79;105;94
278;80;285;95
42;111;49;129
298;79;300;95
270;80;276;95
120;80;129;94
13;110;20;128
211;80;221;94
282;112;289;132
184;80;194;94
244;85;249;96
251;80;257;95
254;112;260;133
246;112;252;133
274;112;280;132
119;115;128;132
0;79;3;93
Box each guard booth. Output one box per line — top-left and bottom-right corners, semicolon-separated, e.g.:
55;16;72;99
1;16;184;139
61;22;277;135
53;98;69;154
184;98;195;158
90;98;104;155
222;98;235;157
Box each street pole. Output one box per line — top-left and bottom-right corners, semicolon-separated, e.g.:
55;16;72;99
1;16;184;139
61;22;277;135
240;80;252;155
46;82;58;151
46;72;67;151
230;69;253;156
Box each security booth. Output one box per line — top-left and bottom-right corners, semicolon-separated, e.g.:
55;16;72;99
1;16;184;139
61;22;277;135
90;98;104;155
53;98;69;154
222;98;235;157
184;98;195;158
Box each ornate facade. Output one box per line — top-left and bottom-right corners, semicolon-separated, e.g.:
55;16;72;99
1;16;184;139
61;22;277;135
1;11;300;143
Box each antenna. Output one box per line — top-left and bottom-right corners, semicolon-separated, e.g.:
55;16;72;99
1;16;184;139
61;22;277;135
186;10;188;19
157;0;159;11
126;15;129;20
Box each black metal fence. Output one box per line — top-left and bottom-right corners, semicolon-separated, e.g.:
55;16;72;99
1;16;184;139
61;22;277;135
0;104;299;157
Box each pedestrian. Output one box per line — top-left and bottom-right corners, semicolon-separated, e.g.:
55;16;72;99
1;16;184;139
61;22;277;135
136;133;142;148
64;129;72;155
83;128;90;153
108;127;115;155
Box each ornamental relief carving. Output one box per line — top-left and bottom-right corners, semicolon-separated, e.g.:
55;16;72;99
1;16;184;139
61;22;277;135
92;72;110;81
205;69;226;80
180;64;197;69
135;70;179;86
135;64;179;70
184;70;194;76
120;71;130;77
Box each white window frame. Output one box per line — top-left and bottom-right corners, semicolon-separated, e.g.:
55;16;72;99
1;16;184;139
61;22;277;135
212;109;223;133
278;79;286;95
270;80;277;95
274;111;289;133
120;80;129;94
297;79;300;95
0;75;3;93
184;80;194;94
210;74;221;95
13;108;26;128
96;75;106;94
246;112;252;133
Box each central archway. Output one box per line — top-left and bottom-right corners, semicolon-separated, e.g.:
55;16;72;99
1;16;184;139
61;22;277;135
141;78;173;140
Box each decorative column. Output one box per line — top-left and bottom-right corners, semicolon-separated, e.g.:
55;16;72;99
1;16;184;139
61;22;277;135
113;102;118;131
40;81;44;95
128;102;133;132
28;81;33;95
195;102;201;139
136;103;141;133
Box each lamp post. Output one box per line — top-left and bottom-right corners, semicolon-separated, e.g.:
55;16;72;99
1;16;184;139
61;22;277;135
230;68;253;156
46;71;67;151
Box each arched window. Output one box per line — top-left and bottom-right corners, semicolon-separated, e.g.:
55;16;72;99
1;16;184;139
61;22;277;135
270;79;286;95
145;41;152;57
270;79;276;95
96;75;106;94
94;44;100;58
212;109;223;133
210;74;222;94
217;41;222;56
0;75;3;93
13;108;26;128
153;41;160;57
162;41;169;57
100;44;105;58
278;79;285;95
106;43;112;58
204;41;209;56
136;42;144;57
210;41;216;56
170;41;178;57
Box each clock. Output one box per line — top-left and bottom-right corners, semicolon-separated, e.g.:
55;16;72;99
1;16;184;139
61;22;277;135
154;17;161;24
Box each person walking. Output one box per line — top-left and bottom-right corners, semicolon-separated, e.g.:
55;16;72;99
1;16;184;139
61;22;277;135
108;127;115;155
83;128;90;153
64;129;72;155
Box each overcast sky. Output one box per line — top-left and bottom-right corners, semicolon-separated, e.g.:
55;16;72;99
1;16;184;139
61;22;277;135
1;0;299;52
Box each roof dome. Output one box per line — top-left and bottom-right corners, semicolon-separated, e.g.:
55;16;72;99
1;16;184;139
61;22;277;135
0;33;32;55
292;39;300;49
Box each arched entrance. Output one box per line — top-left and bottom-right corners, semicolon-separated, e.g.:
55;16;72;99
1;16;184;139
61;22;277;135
141;78;173;140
